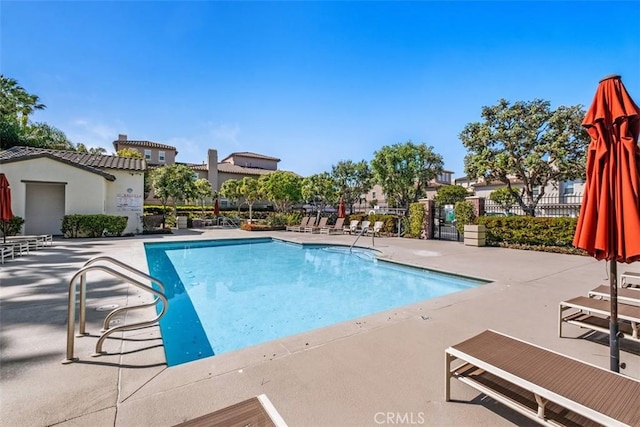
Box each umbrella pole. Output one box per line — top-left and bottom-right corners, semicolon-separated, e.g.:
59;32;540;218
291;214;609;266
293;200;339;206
610;260;620;372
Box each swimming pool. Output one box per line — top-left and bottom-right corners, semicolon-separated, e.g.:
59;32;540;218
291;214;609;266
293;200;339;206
144;238;488;366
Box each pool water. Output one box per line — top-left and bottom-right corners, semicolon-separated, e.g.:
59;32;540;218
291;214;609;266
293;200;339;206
144;238;487;366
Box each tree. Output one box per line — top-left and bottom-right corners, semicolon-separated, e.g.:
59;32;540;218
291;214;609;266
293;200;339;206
260;171;302;212
434;185;470;206
219;179;242;214
117;148;142;158
151;164;197;215
22;122;75;150
239;177;264;222
301;173;339;222
77;143;107;155
1;75;46;149
370;141;444;212
0;75;45;127
489;187;518;213
193;178;213;216
330;160;373;214
460;99;589;216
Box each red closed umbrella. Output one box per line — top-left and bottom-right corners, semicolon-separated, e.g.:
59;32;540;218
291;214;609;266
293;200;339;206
337;197;346;218
573;75;640;371
214;198;220;215
0;173;14;243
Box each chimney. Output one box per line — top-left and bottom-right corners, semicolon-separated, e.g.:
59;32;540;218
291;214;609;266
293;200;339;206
207;149;219;191
118;134;127;141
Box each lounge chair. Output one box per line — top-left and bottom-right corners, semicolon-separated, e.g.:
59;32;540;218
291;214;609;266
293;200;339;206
445;329;640;426
588;284;640;305
176;394;287;427
621;270;640;287
286;216;311;232
304;217;328;233
0;245;14;264
559;296;640;341
344;220;359;235
357;220;371;235
367;221;384;236
319;218;345;235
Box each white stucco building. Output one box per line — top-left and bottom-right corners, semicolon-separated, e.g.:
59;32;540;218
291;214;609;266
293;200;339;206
0;146;146;236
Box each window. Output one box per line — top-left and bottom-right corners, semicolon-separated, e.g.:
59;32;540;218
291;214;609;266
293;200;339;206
372;192;376;198
532;186;540;196
159;151;165;162
144;149;151;160
563;181;574;195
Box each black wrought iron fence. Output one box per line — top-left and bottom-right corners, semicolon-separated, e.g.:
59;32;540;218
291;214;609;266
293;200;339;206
484;194;583;218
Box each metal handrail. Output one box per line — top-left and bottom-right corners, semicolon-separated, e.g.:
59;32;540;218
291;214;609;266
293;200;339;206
81;257;164;333
63;259;168;364
349;227;369;252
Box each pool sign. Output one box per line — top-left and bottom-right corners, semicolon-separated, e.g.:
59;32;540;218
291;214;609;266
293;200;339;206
444;204;455;222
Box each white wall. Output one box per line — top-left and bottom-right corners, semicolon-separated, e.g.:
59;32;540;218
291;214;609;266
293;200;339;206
1;158;143;235
104;170;144;234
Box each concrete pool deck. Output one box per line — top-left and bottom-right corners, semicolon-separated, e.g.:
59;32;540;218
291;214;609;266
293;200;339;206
1;228;639;426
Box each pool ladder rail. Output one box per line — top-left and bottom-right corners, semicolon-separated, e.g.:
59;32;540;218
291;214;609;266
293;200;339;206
62;256;168;364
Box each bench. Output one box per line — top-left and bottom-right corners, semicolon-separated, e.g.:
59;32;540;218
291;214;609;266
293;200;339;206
445;330;640;426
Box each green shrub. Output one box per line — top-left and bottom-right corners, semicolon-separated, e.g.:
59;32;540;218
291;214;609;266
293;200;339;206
61;214;128;238
477;216;578;247
1;216;25;236
454;201;476;234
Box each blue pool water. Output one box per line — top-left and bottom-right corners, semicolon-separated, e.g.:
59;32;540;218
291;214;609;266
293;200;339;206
144;238;487;366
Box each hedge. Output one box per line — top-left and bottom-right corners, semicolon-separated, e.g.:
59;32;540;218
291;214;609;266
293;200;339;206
61;214;128;238
476;216;578;247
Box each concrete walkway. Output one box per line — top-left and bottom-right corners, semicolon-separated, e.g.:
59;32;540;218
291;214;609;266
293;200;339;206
1;229;639;427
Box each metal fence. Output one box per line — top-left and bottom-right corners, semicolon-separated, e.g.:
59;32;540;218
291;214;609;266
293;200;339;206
484;194;583;218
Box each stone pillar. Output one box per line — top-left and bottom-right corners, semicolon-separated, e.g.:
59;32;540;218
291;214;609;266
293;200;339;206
466;196;485;218
419;199;436;239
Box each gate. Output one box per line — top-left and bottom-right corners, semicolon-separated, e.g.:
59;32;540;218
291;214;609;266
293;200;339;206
432;206;461;241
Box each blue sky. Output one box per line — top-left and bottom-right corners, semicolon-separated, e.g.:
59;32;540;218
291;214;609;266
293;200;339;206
2;1;639;178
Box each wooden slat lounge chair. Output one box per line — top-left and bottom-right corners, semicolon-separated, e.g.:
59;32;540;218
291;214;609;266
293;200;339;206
559;296;640;341
304;217;328;233
445;330;640;426
319;218;345;235
285;216;311;232
621;271;640;287
174;394;287;427
588;285;640;305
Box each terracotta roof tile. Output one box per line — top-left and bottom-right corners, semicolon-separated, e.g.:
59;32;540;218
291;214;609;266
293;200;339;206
113;140;177;151
0;146;146;181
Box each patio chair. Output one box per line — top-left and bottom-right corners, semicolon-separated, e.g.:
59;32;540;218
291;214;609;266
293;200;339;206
358;220;371;235
559;296;640;341
367;221;384;237
319;218;345;235
285;216;311;232
588;284;640;305
343;220;359;234
304;217;328;233
176;394;287;427
446;329;640;426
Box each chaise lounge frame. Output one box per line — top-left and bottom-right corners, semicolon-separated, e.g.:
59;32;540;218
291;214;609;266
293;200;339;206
445;330;640;426
559;296;640;341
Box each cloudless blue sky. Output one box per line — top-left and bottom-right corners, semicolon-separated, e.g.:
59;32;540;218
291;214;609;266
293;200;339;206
2;1;639;178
